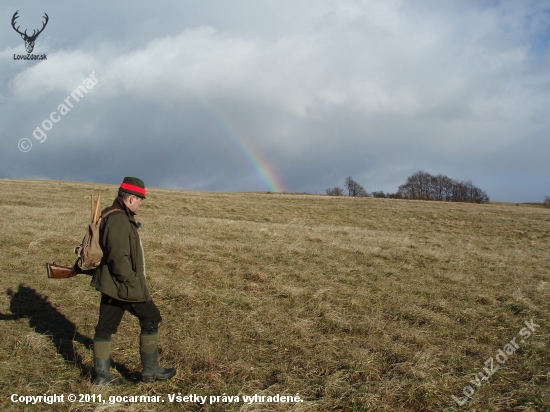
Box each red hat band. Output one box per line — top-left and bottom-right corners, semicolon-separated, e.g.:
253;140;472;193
120;182;146;196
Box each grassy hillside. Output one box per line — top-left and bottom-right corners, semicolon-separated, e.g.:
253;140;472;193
0;179;548;411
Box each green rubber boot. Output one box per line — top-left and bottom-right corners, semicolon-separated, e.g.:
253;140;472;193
140;333;176;382
93;336;123;385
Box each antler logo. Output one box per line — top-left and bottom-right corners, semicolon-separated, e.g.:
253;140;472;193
11;10;49;54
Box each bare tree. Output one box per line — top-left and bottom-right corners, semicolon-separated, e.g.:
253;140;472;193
465;181;489;203
544;196;550;208
453;181;468;202
430;174;448;201
398;170;433;200
345;176;368;197
356;185;368;197
326;187;345;196
441;175;455;201
344;176;355;196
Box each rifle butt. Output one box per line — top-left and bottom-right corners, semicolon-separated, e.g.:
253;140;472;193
46;263;77;279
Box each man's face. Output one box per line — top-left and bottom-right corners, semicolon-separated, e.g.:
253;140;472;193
126;195;143;213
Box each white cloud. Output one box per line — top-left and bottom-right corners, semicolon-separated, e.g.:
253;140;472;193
9;50;100;100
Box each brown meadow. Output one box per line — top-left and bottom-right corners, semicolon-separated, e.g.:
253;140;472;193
0;179;548;411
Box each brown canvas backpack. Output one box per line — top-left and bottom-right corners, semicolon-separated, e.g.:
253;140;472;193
74;195;121;270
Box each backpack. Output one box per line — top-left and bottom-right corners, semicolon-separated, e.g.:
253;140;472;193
74;194;122;269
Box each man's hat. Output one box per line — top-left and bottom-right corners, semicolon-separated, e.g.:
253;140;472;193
119;177;146;199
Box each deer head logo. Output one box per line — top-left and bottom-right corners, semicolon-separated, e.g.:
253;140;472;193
11;11;49;54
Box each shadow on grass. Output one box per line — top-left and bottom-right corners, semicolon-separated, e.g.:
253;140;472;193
1;284;140;383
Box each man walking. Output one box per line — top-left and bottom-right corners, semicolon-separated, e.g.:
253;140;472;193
90;177;176;384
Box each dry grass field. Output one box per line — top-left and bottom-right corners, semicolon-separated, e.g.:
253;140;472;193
0;179;548;412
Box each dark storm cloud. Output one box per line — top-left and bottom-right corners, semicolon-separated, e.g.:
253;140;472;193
1;0;549;201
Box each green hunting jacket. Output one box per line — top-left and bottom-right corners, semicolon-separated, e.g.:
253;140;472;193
90;197;151;302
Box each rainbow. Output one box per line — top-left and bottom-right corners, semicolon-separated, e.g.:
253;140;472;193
210;109;286;192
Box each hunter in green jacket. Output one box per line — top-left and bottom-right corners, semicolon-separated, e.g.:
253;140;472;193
90;177;176;385
90;196;150;302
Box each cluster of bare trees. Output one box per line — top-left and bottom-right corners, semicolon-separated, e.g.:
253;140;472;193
395;171;489;203
326;171;489;203
544;197;550;208
326;177;368;197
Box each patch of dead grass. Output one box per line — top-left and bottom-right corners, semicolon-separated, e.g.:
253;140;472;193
0;179;548;411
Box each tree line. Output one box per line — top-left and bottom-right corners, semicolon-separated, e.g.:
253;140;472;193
396;171;489;203
326;171;490;203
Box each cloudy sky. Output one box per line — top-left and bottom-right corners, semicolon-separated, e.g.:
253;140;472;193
1;1;549;201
